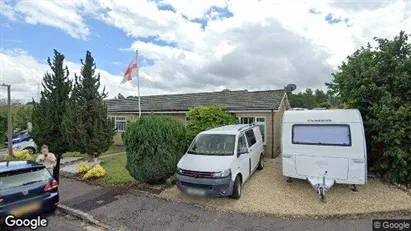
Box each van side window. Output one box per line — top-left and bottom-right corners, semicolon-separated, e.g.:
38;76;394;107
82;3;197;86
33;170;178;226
245;129;256;147
237;135;248;154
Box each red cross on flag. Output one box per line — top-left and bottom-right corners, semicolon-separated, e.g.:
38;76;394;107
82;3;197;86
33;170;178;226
121;57;138;84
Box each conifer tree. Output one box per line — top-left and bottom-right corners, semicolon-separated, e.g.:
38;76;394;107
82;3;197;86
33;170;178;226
63;51;114;162
31;50;73;182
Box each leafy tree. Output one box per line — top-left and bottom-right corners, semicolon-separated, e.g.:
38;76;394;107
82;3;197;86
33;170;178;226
288;88;318;109
0;98;22;106
124;115;186;184
62;51;115;162
326;31;411;183
314;89;328;104
14;105;33;130
185;105;238;145
0;113;7;144
31;50;73;182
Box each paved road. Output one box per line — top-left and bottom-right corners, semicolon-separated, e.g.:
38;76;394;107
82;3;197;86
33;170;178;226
3;210;103;231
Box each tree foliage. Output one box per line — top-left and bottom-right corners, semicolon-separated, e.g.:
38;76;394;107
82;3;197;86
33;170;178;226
31;49;73;181
326;31;411;183
0;113;7;144
14;105;33;130
62;51;115;161
288;88;342;109
124;115;186;184
185;105;239;145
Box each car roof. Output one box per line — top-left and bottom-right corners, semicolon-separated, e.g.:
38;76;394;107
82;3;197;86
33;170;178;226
201;124;256;135
0;160;44;173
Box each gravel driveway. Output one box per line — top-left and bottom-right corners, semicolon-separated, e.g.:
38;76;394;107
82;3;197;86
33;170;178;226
160;158;411;218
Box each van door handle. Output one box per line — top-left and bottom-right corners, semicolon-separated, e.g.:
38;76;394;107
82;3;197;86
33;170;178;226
250;149;253;151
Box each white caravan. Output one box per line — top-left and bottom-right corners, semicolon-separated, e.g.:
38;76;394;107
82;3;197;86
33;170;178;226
281;109;367;202
176;124;264;199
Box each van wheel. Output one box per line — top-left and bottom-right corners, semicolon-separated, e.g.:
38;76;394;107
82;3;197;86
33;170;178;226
24;147;35;155
257;154;264;170
231;176;241;199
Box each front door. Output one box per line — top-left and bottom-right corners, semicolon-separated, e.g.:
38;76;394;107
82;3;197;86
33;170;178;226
237;134;250;181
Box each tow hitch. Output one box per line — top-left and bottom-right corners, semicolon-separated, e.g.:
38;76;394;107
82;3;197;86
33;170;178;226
308;171;335;203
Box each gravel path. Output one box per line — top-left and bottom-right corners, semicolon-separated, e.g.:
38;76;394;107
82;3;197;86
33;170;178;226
160;158;411;218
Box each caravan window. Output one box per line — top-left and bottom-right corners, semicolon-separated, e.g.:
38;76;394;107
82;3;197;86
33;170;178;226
292;124;351;146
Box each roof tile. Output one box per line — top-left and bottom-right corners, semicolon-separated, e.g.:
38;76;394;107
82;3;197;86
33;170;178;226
105;89;285;112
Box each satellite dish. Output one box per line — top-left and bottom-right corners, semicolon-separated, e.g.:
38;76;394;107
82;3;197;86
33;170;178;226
285;84;297;92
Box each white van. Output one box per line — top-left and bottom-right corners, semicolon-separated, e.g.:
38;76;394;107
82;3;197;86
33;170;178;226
176;124;264;199
281;109;367;202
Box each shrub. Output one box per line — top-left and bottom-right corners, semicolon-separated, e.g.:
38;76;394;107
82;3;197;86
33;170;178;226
4;150;33;161
185;105;238;145
77;162;91;174
124;115;186;184
83;164;106;180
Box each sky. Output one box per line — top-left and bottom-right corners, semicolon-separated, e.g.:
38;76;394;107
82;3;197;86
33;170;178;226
0;0;410;103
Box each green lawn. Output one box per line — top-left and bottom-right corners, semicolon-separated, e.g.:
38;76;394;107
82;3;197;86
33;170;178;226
63;145;125;158
97;153;135;185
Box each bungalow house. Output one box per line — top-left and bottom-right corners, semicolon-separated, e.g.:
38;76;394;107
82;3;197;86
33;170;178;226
105;89;290;158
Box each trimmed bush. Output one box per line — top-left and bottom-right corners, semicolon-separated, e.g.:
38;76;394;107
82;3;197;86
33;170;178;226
83;164;106;180
4;150;33;161
77;162;91;174
124;115;186;184
185;105;238;145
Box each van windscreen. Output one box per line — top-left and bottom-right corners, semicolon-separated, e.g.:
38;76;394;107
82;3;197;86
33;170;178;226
292;124;351;146
187;134;236;156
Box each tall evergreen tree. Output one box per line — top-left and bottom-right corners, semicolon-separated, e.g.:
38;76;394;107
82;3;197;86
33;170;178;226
31;50;73;182
62;51;114;161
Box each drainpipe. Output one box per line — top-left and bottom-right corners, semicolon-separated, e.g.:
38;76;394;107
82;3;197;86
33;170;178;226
272;109;275;159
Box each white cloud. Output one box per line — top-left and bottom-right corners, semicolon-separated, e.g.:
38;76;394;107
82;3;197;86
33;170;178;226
2;0;97;40
1;0;411;99
0;1;17;21
0;49;168;102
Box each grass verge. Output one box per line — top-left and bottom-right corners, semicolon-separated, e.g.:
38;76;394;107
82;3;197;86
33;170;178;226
95;153;135;186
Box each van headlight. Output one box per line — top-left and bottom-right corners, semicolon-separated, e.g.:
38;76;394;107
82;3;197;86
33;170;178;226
177;168;184;174
213;169;231;178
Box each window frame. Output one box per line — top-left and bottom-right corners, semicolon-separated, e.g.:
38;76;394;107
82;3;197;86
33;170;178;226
112;116;127;133
291;124;352;147
239;116;267;145
237;133;249;155
244;129;257;147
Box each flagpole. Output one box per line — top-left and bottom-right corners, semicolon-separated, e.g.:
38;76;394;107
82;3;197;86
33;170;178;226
137;50;141;118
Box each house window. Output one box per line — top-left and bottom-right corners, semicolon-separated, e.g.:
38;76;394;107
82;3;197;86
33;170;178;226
239;116;267;144
240;117;255;124
112;117;127;132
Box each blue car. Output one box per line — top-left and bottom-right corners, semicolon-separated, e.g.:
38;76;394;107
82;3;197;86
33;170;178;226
0;161;59;220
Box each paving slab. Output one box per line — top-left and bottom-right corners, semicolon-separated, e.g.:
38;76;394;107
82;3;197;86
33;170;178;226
59;177;103;203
